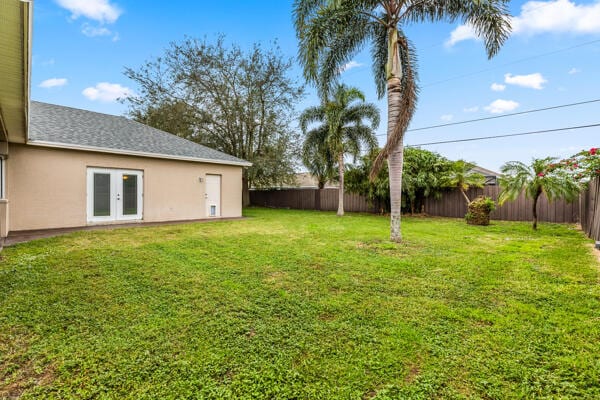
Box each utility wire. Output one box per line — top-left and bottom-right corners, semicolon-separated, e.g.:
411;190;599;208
408;123;600;147
341;38;600;87
421;39;600;88
375;98;600;136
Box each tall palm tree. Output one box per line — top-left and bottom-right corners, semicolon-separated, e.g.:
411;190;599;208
300;84;379;216
294;0;511;241
446;160;485;205
499;157;580;230
301;126;336;191
301;124;336;210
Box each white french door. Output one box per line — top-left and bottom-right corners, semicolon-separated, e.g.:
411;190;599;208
87;168;143;223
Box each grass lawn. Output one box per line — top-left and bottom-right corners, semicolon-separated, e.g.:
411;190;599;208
1;208;599;399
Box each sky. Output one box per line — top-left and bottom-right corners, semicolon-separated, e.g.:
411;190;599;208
31;0;600;172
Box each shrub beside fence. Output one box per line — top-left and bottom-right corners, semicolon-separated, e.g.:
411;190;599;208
424;186;579;223
251;180;600;239
580;177;600;241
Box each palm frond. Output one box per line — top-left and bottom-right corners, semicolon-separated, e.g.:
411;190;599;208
344;103;380;129
299;105;326;133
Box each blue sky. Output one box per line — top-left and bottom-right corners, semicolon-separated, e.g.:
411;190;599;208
31;0;600;172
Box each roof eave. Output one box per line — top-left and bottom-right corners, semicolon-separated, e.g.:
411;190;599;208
0;0;32;144
27;140;253;167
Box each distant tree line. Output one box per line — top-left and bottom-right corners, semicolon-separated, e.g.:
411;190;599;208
344;148;485;214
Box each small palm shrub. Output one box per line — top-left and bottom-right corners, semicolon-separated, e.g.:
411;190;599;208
465;196;496;226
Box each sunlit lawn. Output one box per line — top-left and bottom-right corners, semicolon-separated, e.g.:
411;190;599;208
1;208;599;399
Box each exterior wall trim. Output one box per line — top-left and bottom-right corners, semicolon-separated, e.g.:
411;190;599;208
27;140;252;167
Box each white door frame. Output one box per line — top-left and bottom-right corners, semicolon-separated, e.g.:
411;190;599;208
87;168;143;223
205;174;221;218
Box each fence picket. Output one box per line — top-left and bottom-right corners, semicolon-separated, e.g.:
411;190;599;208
251;179;600;240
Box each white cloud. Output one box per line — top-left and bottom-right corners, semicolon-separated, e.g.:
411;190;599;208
82;82;133;102
568;67;581;74
445;24;478;47
440;114;454;122
340;60;363;73
55;0;122;24
484;99;520;114
81;23;112;37
446;0;600;46
39;78;68;88
504;73;547;89
490;83;506;92
463;106;479;113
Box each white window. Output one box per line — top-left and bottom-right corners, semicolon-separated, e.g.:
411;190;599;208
87;168;143;223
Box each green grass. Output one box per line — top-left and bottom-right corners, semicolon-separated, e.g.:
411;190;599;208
1;208;599;399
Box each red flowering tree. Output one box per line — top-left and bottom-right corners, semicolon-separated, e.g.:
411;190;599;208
499;157;580;230
554;147;600;183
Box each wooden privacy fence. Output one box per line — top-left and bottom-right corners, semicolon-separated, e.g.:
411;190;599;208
580;177;600;241
424;185;579;223
250;188;380;213
251;181;600;239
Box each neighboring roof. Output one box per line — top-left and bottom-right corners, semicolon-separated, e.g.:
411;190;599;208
294;172;338;188
471;165;499;177
0;0;32;143
28;101;251;167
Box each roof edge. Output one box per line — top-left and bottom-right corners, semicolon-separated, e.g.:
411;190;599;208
23;0;32;143
27;140;252;167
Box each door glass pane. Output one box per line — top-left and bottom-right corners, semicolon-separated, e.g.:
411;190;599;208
93;173;111;216
210;205;216;216
122;174;138;215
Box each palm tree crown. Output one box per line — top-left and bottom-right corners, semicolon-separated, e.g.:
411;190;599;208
300;84;379;216
294;0;511;241
445;160;486;205
499;157;580;229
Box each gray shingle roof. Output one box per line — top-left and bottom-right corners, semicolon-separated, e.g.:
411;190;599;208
28;101;250;166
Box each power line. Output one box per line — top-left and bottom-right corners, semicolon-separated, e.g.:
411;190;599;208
408;123;600;146
421;39;600;88
374;98;600;136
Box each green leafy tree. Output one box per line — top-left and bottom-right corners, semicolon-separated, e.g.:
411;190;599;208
300;84;379;216
346;149;390;213
294;0;511;241
402;148;453;214
123;36;304;205
499;157;580;230
444;160;486;205
555;147;600;184
346;147;453;214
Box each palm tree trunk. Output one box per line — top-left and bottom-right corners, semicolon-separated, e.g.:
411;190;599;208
386;27;405;242
387;77;404;242
460;188;471;205
532;190;541;230
337;153;344;216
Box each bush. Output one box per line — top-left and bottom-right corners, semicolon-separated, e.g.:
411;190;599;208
465;196;496;226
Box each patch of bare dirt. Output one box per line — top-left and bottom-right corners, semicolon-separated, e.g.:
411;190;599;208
362;389;378;399
0;332;56;399
404;363;421;384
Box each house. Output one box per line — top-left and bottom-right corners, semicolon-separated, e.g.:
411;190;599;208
0;0;250;242
294;172;338;189
471;166;499;186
